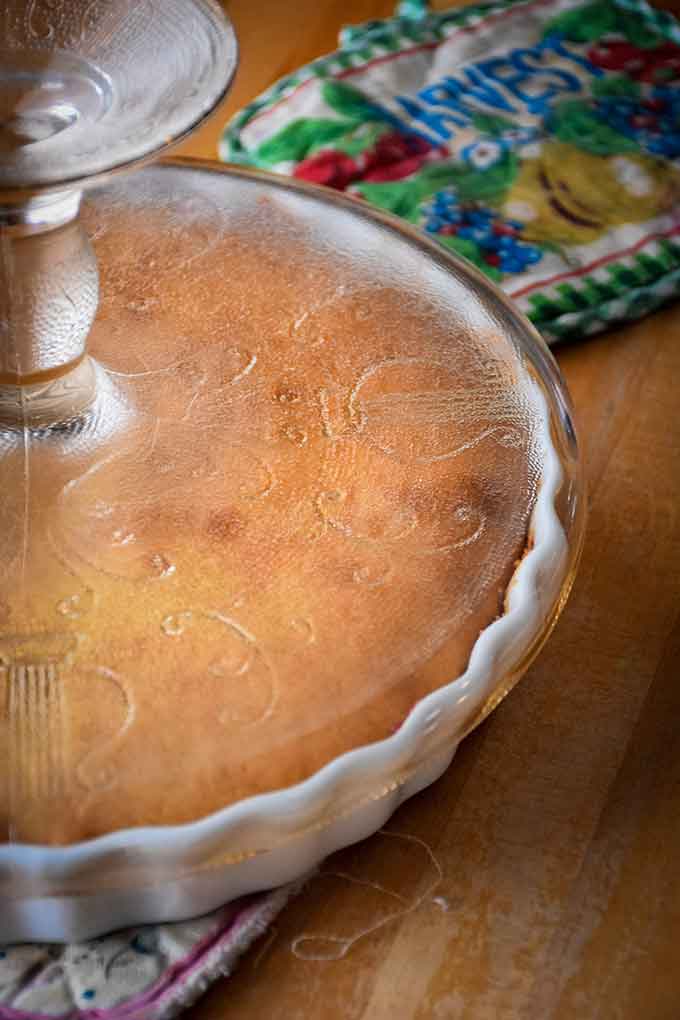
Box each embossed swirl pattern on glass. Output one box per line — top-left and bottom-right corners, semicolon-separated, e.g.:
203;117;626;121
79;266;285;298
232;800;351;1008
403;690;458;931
0;166;572;845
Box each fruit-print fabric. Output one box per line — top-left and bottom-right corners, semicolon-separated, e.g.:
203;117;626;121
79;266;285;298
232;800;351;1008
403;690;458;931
221;0;680;343
0;884;299;1019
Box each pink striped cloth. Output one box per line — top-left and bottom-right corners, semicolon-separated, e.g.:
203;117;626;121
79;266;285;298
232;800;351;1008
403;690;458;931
0;884;299;1020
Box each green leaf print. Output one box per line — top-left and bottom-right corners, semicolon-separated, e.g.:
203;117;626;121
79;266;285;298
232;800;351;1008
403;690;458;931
544;0;663;46
322;81;395;124
618;9;666;48
332;122;386;157
592;75;641;99
353;154;518;221
254;117;355;165
353;173;442;221
544;1;617;43
549;100;639;155
471;112;514;136
448;151;519;203
438;235;503;281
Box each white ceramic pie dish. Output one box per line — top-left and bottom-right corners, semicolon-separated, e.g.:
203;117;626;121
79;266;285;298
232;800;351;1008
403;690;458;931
0;164;584;943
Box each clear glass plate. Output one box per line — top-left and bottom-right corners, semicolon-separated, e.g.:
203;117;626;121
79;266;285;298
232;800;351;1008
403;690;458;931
0;162;584;938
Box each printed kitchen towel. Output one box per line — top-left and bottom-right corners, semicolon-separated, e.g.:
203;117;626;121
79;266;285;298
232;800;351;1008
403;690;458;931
0;883;300;1020
221;0;680;343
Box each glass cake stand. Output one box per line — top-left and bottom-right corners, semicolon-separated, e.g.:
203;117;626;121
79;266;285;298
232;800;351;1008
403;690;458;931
0;1;585;941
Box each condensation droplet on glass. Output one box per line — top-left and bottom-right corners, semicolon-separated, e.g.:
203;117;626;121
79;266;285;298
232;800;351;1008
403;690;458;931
149;553;175;579
352;563;393;587
161;612;192;637
128;297;157;314
92;500;113;519
111;528;135;547
321;489;345;505
57;591;92;620
289;617;315;645
496;427;523;448
228;350;257;385
275;388;301;404
283;426;308;447
306;519;326;542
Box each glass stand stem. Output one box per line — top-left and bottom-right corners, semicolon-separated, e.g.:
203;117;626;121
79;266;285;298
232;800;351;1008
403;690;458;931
0;190;99;425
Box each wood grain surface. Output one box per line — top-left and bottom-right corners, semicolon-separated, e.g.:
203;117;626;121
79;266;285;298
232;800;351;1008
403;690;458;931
178;2;680;1016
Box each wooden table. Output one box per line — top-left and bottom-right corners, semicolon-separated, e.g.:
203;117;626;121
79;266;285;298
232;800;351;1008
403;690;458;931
178;3;680;1016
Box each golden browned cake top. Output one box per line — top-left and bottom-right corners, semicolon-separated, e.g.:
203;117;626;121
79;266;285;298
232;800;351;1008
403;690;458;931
0;170;545;845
